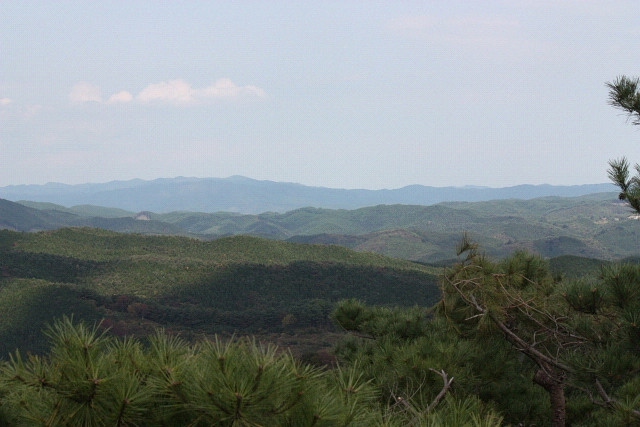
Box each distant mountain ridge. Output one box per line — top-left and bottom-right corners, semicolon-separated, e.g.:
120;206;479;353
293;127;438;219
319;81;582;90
0;176;617;214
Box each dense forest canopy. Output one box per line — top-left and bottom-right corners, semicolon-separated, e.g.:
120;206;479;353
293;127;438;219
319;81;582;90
0;228;441;358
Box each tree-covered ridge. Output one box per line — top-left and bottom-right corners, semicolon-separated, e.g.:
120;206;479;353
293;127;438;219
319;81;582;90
9;192;640;263
9;227;432;268
0;228;441;358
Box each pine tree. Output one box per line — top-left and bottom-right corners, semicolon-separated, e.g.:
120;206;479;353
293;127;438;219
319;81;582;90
332;300;506;426
0;317;384;426
331;235;640;426
607;76;640;213
439;236;640;426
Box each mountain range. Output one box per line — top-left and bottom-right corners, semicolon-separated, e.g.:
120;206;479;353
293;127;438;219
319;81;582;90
3;190;639;264
0;176;617;214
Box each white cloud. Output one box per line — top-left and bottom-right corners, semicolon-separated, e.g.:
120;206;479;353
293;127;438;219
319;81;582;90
0;97;12;106
137;79;196;105
198;78;266;99
106;91;134;104
137;78;266;105
69;82;102;103
69;79;265;107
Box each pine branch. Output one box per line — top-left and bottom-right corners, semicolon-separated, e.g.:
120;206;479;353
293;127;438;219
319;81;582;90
425;369;454;413
390;368;454;427
444;272;575;374
572;379;640;420
607;76;640;126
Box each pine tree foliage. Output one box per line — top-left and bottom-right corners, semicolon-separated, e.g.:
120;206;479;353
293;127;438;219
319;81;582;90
331;236;640;426
607;76;640;125
607;75;640;214
332;301;506;426
439;237;640;426
0;317;384;426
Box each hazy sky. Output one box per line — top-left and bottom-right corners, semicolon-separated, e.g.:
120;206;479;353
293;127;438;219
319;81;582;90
2;1;640;189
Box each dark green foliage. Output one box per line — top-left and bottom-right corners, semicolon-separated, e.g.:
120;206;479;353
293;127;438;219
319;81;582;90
331;300;377;334
607;76;640;215
549;255;610;279
533;236;591;259
499;250;553;289
169;261;439;325
608;157;640;214
334;236;639;425
0;281;104;356
0;251;103;283
562;280;604;314
600;263;640;309
0;229;21;251
0;228;441;358
0;318;382;426
332;303;509;425
607;76;640;125
436;239;640;425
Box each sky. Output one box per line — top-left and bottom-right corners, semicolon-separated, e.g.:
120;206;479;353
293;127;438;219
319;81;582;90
2;1;640;189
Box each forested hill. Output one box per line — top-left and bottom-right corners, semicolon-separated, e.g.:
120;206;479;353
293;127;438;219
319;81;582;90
0;228;441;358
6;193;640;263
0;176;616;213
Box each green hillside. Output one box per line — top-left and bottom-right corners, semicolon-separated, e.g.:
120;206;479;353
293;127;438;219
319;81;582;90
13;192;640;263
17;200;135;218
0;198;72;231
0;228;440;358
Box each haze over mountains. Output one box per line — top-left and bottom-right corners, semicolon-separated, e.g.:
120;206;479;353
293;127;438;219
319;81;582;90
0;176;617;214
